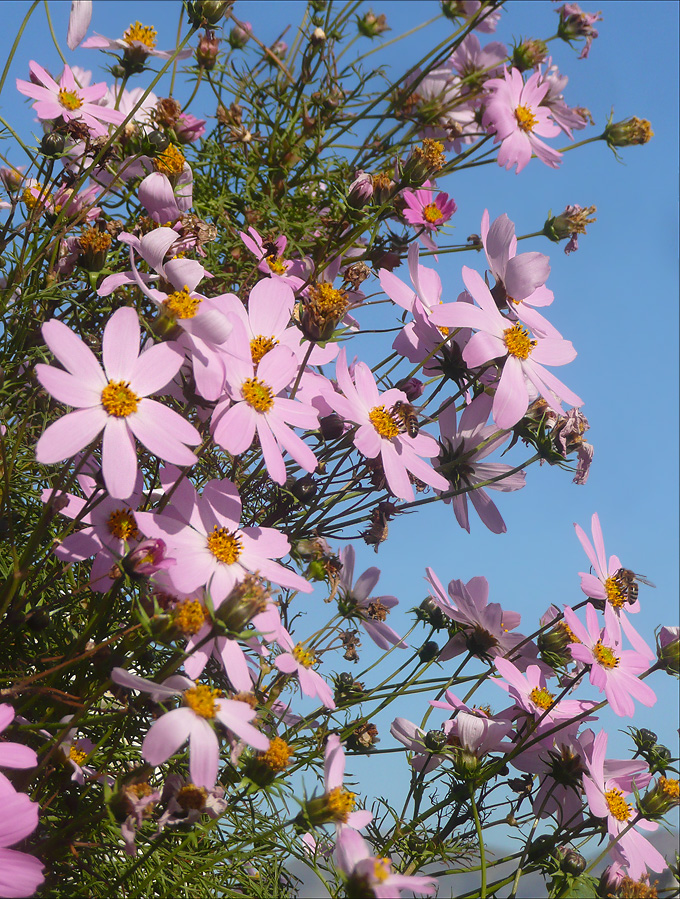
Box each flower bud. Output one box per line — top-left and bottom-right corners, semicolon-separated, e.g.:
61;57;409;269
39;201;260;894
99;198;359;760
639;776;680;819
0;166;23;192
512;38;548;71
40;131;66;158
196;30;220;70
269;40;288;61
228;21;252;49
186;0;232;27
122;539;173;579
424;730;447;752
356;10;389;39
347;171;373;209
289;474;317;504
394;377;423;401
656;625;680;675
555;845;587;875
175;113;206;144
414;598;447;630
334;673;365;705
418;640;439;663
319;413;345;441
603;116;654;148
310;27;326;45
147;130;170;152
215;574;270;633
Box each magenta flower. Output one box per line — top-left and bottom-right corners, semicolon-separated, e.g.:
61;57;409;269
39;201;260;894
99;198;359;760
583;730;667;880
322;734;373;831
16;62;125;138
325;349;448;502
240;227;306;289
136;471;312;602
335;827;438;898
429;266;582;429
211;333;319;486
563;604;656;718
111;668;269;789
338;545;406;650
483;67;562;173
429;691;513;757
437;392;526;534
493;656;596;725
0;779;45;898
402;181;457;252
274;630;336;709
35;307;200;500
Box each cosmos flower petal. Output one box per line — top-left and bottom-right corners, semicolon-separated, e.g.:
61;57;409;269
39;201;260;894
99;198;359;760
188;717;219;788
493;356;529;428
35;365;102;408
142;708;194;766
102;307;140;381
41;318;106;386
36;407;107;464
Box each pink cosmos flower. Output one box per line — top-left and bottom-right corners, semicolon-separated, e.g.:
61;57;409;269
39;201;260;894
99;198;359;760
483;67;562;173
137;171;187;223
274;630;336;709
390;717;450;774
35;307;200;500
111;668;269;789
325;349;448;502
583;730;667;881
82;24;193;61
429;691;513;757
0;779;45;898
16;62;125;138
211;328;319;486
563;604;656;718
335;827;438;898
574;512;641;615
338;545;406;649
429;266;582;429
401;181;457;252
136;471;312;602
449;34;507;84
539;61;589;139
321;734;373;831
239;227;307;289
0;705;38;789
493;656;596;726
405;68;477;154
436;392;526;534
455;0;501;33
556;4;602;59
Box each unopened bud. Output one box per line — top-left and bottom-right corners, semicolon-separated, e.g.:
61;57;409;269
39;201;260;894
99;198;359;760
424;729;447;752
394;377;423;401
289;474;317;504
228;21;252;49
357;10;389;39
40;131;66;158
122;539;173;579
603;115;654;148
186;0;232;28
512;38;548;71
319;413;345;441
418;640;439;663
555;845;587;875
656;626;680;675
414;598;447;630
347;171;373;209
310;27;326;45
196;30;220;69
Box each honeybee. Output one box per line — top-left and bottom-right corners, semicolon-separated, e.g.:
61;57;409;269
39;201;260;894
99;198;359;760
612;568;656;605
392;401;419;438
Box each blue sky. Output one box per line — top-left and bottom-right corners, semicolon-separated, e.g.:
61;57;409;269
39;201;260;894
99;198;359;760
2;0;678;833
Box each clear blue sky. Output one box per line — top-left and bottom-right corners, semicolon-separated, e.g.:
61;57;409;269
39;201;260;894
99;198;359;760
2;0;678;833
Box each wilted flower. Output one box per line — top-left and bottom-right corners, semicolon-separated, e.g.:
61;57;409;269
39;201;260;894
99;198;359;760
656;626;680;676
556;3;602;59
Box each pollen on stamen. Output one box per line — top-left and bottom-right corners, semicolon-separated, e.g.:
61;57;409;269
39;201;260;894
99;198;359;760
58;88;82;111
529;686;555;710
250;335;279;365
503;323;536;360
183;684;222;719
515;104;538;133
155;144;186;177
593;640;619;669
292;643;316;668
266;255;287;275
326;785;356;822
422;203;444;224
165;286;202;319
368;405;401;440
241;377;274;413
174;599;207;635
123;21;158;50
604;576;626;610
206;527;243;565
101;381;140;417
107;508;139;541
605;787;631;821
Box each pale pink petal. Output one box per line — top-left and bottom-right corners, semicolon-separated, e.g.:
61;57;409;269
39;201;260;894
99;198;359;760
128;342;184;397
36;407;107;463
142;708;194;765
102;418;138;500
248;278;295;334
102;307;140;381
41;319;106;387
256;418;286;484
67;0;92;49
0;847;45;897
188;717;219;788
213;402;257;455
493;357;528;428
127;400;200;464
35;365;101;407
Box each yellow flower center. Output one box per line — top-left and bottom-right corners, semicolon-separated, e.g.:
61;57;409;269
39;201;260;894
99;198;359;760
260;737;293;772
22;184;52;210
123;21;158;50
605;787;631;822
292;643;316;668
266;255;287;275
165;286;202;319
183;684;222;718
58;88;82;111
593;640;619;669
326;786;356;822
241;377;274;413
372;859;392;882
660;777;679;799
503;323;536;360
101;380;140;417
206;527;242;565
174;599;207;635
69;745;88;765
422;202;444;224
626;117;654;145
250;335;279;365
604;576;626;610
559;621;581;644
515;104;538;133
413;138;446;172
155;144;186;176
308;282;350;317
368;405;401;440
107;508;139;541
529;686;555;710
177;783;208;810
79;227;112;254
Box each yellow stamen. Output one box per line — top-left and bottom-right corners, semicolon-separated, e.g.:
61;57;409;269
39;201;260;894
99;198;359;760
165;286;202;319
206;527;242;565
58;88;82;111
79;227;112;254
605;787;631;822
422;202;444;224
660;777;679;800
123;21;158;50
260;737;293;772
372;859;392;882
69;745;88;765
155;144;186;177
559;621;581;644
368;405;400;440
107;508;139;541
593;640;619;669
241;377;274;413
292;643;316;668
101;381;140;417
22;184;52;210
604;576;626;610
177;784;208;810
326;785;356;822
307;282;349;318
183;684;222;719
250;335;278;365
266;255;287;275
174;599;207;635
529;686;555;710
515;104;538;133
503;323;536;360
